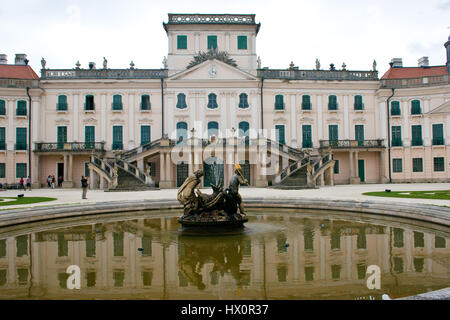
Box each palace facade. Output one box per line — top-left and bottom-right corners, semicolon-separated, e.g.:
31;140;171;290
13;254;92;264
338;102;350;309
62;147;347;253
0;14;449;189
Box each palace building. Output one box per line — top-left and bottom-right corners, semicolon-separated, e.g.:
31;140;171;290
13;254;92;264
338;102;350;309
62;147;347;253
0;13;449;189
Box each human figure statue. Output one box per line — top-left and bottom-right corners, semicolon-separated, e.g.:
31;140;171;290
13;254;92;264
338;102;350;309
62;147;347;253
257;56;261;69
41;57;46;69
162;56;168;69
315;58;321;70
373;59;377;71
103;57;107;69
177;170;204;216
226;164;248;215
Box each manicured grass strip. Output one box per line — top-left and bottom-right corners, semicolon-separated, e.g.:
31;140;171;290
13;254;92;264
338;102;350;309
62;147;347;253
363;190;450;200
0;196;57;206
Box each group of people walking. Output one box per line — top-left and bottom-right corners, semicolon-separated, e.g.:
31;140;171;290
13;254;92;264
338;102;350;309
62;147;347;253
18;176;32;191
46;175;64;188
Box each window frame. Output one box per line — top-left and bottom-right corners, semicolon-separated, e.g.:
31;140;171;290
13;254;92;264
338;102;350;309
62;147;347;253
177;35;187;50
237;35;247;50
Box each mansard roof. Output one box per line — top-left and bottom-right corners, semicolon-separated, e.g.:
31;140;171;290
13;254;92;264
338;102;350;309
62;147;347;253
381;66;448;79
0;64;39;80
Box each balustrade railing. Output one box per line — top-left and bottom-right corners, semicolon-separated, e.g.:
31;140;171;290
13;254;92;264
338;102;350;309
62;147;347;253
258;69;378;81
41;69;168;80
35;142;105;152
319;140;384;148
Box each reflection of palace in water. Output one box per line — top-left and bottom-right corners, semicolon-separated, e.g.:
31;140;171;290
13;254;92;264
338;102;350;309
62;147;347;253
0;213;448;299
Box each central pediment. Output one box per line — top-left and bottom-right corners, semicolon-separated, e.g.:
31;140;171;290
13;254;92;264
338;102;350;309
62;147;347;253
169;59;257;81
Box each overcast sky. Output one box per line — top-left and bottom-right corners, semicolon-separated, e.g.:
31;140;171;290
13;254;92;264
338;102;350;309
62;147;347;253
1;0;449;76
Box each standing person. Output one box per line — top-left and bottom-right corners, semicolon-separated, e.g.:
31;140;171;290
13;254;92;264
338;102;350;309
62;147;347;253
51;175;56;189
81;176;88;199
26;176;31;191
47;175;51;188
19;177;25;190
58;176;63;188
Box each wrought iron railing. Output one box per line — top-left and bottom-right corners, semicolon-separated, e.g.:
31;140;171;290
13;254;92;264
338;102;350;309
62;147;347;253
319;140;384;148
34;142;105;152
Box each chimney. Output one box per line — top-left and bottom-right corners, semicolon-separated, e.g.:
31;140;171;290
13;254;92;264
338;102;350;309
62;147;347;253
15;54;27;65
418;56;429;67
391;58;403;68
0;54;7;65
445;36;450;74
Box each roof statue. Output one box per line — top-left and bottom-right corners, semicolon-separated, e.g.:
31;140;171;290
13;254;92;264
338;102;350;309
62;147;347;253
41;57;46;69
373;59;377;71
103;57;108;69
162;56;168;69
315;58;321;70
187;48;237;69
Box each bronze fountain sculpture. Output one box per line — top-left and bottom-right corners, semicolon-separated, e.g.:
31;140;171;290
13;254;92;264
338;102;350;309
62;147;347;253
177;164;249;227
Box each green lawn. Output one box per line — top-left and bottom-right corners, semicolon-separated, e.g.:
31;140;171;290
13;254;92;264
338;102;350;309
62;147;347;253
363;190;450;200
0;196;57;206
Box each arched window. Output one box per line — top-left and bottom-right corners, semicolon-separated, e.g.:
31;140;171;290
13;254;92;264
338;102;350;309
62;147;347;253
207;121;219;140
176;122;188;144
391;101;401;116
112;95;123;110
275;95;284;110
238;93;249;108
57;95;67;111
411;100;421;115
354;95;364;110
207;93;218;109
141;95;151;110
0;100;5;115
16;100;27;116
176;93;187;109
302;95;311;110
328;95;338;110
85;95;95;110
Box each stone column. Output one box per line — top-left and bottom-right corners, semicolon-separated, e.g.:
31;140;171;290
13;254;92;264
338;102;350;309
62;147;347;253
343;95;349;139
166;152;172;186
101;94;106;142
402;100;410;146
128;93;135;149
62;154;74;188
7;100;14;150
159;152;165;182
290;94;297;148
349;151;354;178
73;94;79;141
63;154;68;181
89;165;95;189
350;151;361;184
317;95;323;141
32;155;40;188
225;32;230;52
195;32;200;53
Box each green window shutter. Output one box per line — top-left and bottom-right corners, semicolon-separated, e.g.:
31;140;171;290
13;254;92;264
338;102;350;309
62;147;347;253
411;100;421;115
432;124;444;145
85;95;95;110
0;127;5;150
16;163;27;178
57;95;67;111
333;159;339;174
0;163;5;178
176;93;187;109
329;125;338;142
275;95;284;110
57;126;67;148
237;35;247;49
176;122;188;144
412;158;423;172
112;126;123;150
433;157;445;172
302;125;312;148
328;95;338;110
275;125;285;144
177;35;187;49
238;93;249;108
391;101;401;115
392;126;402;146
0;100;5;115
302;95;311;110
85;126;95;143
393;158;402;173
16;127;27;150
238;121;250;138
17;100;27;116
84;163;90;177
207;35;217;49
141;95;150;110
354;95;363;110
411;125;422;146
112;95;122;110
207;93;218;109
141;125;151;146
207;121;219;138
355;125;364;145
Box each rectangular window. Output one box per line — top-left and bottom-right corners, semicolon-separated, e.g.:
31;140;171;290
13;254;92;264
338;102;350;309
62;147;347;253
393;158;402;173
432;124;444;145
275;125;286;145
277;234;287;253
16;127;27;150
112;95;123;110
0;127;5;150
391;101;401;116
0;100;5;115
112;126;123;150
141;236;152;257
140;125;151;146
237;35;247;49
328;95;338;110
394;257;404;274
177;35;187;49
57;95;68;111
357;228;367;249
277;265;287;282
142;271;153;286
113;232;124;256
85;95;95;110
85;126;95;149
301;95;311;110
328;125;338;143
411;125;422;146
357;264;366;280
391;126;402;147
331;231;341;250
435;236;446;248
0;239;6;258
304;266;314;281
304;226;314;251
16;163;27;178
113;270;125;287
414;232;424;248
354;95;364;110
86;272;96;287
274;95;284;110
331;265;341;280
333;159;339;174
57;126;67;149
86;239;96;257
355;125;364;146
412;158;423;172
207;35;217;49
57;234;68;257
141;95;151;110
302;125;312;148
84;163;90;178
433;157;445;172
16;235;28;257
411;100;421;115
0;163;5;178
17;101;27;116
394;228;404;248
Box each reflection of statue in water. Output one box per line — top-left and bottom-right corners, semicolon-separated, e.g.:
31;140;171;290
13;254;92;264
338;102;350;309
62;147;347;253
178;236;246;290
177;165;248;226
